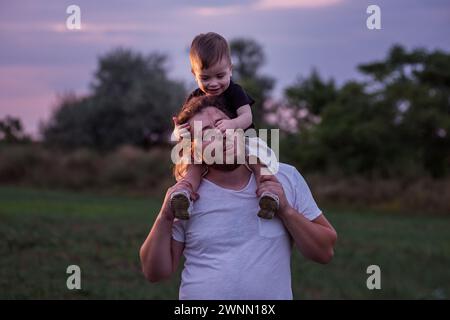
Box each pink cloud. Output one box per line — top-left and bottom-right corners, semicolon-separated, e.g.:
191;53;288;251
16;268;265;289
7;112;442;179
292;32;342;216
0;65;88;138
192;0;343;16
256;0;343;10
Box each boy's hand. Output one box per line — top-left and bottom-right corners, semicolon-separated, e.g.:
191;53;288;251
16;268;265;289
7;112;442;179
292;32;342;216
172;117;191;141
216;119;236;134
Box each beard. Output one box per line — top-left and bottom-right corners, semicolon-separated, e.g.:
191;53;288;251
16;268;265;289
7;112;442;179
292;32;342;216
209;163;241;172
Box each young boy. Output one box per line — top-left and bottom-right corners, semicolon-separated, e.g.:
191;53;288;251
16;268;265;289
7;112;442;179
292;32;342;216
170;32;279;220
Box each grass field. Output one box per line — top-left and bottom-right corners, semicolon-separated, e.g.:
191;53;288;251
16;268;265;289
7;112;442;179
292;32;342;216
0;186;449;299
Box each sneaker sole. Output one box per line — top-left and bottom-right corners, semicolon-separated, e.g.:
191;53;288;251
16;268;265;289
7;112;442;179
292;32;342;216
171;194;190;220
258;196;278;219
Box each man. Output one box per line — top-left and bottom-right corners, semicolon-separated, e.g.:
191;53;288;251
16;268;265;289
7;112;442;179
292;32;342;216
140;95;337;300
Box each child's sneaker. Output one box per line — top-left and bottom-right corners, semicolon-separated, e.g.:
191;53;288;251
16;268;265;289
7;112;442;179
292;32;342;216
257;192;279;219
170;190;193;220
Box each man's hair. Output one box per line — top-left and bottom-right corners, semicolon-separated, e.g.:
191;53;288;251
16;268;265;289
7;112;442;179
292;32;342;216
176;95;232;125
189;32;232;72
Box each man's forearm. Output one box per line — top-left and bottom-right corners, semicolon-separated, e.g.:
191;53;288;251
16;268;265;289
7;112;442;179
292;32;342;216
139;211;174;282
278;207;336;264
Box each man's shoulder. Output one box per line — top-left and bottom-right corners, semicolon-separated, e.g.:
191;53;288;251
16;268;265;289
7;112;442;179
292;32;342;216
275;163;304;187
277;162;298;175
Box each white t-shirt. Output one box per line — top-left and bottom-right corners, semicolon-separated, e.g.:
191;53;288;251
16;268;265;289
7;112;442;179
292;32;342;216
172;163;322;300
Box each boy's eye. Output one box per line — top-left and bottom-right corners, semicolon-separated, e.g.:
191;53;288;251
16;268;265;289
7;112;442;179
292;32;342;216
217;75;224;79
201;76;209;81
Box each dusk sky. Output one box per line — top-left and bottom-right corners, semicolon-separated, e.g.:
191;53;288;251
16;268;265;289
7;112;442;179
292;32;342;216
1;0;449;137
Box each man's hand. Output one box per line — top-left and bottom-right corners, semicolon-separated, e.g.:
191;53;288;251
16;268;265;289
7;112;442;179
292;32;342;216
160;180;199;221
216;119;236;134
172;117;191;141
256;174;291;216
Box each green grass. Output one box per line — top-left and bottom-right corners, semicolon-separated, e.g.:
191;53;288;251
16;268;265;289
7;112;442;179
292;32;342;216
0;186;449;299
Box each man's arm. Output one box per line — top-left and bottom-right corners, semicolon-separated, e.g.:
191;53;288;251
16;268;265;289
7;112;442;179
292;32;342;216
139;181;194;282
279;209;337;264
256;175;337;264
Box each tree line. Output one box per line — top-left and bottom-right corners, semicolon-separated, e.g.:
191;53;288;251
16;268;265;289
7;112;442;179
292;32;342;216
2;40;449;178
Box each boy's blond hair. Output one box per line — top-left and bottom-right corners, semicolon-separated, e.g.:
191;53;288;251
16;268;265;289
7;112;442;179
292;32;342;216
189;32;232;72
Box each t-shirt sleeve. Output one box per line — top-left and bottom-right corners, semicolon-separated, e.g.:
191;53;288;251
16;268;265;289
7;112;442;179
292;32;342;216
227;82;255;112
172;218;186;243
291;167;322;221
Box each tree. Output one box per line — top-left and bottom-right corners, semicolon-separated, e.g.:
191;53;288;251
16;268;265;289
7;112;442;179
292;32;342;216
358;44;450;177
0;116;31;143
42;48;186;150
230;38;274;128
281;45;450;178
230;39;265;79
285;69;337;116
278;69;337;133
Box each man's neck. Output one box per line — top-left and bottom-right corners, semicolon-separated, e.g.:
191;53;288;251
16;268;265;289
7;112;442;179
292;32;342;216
204;164;251;191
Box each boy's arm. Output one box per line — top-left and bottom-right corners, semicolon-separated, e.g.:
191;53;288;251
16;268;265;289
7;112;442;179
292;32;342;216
216;104;253;133
233;104;253;129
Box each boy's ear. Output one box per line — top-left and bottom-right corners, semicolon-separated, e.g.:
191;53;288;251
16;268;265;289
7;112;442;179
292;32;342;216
191;68;195;76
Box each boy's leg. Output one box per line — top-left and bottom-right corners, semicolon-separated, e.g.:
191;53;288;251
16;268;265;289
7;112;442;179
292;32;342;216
183;163;205;192
247;161;279;220
170;164;205;220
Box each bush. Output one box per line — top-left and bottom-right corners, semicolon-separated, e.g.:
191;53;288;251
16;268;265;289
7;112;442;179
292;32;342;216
0;144;174;194
306;173;450;215
0;144;448;214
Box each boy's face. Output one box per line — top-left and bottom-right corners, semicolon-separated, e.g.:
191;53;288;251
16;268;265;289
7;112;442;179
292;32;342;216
192;58;232;96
